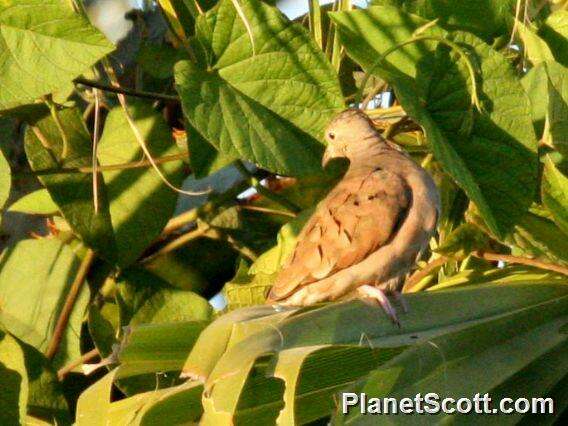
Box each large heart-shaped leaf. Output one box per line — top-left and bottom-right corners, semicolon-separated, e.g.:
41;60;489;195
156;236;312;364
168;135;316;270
0;0;114;111
175;0;343;177
331;7;538;238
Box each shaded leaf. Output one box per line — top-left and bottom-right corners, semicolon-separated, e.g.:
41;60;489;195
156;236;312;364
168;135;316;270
539;10;568;67
0;149;9;211
97;102;186;267
542;156;568;236
0;330;28;425
0;0;114;111
24;107;117;257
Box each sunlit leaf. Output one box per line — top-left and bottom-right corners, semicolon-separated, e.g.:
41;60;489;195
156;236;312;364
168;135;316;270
175;0;344;177
0;0;114;111
0;239;89;368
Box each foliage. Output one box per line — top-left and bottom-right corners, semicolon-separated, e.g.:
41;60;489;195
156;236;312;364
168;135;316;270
0;0;566;425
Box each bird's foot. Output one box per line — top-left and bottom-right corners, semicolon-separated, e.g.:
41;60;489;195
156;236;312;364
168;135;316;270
357;285;401;327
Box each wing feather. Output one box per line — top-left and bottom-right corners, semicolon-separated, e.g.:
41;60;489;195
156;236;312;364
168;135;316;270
268;169;410;301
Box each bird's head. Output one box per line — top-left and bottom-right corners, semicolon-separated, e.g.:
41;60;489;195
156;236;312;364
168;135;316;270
322;109;384;167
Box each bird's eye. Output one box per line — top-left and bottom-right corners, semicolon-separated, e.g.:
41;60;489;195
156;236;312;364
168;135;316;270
328;132;336;140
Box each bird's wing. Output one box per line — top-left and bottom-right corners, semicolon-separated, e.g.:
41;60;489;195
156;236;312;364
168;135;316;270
268;169;410;301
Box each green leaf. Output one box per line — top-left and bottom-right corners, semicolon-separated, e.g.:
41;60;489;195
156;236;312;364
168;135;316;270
135;381;204;425
0;330;28;425
97;102;186;267
0;0;114;111
8;189;58;215
539;10;568;67
19;338;70;424
371;0;517;41
0;239;89;369
329;6;438;82
545;61;568;156
332;8;538;238
337;312;567;424
0;149;10;211
116;268;211;327
435;222;489;258
175;0;344;177
516;20;555;65
510;208;568;265
193;282;567;423
542;156;568;236
116;321;208;378
224;260;273;311
24;107;117;258
76;370;202;426
88;304;118;359
129;289;212;326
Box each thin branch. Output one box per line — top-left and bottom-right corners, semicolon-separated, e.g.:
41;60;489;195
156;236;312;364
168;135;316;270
403;256;449;293
92;89;101;213
14;152;189;178
473;251;568;277
46;250;96;360
142;225;211;263
74;77;179;103
238;204;297;218
57;348;99;381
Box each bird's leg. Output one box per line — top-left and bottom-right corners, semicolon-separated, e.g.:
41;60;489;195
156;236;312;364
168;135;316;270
356;285;400;327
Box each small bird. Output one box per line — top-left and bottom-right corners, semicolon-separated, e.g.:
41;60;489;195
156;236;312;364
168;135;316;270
266;109;440;324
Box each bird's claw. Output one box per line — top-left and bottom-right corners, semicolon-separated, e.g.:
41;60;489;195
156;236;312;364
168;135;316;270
357;285;402;327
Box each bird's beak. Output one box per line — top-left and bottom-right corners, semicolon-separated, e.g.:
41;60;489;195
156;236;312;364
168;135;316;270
322;146;335;168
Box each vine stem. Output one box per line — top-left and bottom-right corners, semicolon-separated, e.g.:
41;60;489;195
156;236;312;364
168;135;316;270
46;249;96;360
74;78;179;103
57;348;99;381
473;251;568;277
103;61;209;196
14;152;189;177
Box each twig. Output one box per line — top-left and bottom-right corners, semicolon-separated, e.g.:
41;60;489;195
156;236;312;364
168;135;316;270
74;77;179;103
403;256;449;292
143;225;211;263
92;88;101;213
14;152;189;177
46;250;96;360
238;204;297;218
57;348;99;381
473;251;568;277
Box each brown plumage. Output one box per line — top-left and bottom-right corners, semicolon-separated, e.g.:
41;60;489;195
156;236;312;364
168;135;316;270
266;109;440;315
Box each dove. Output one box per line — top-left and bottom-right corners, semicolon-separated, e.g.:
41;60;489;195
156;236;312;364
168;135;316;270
266;109;440;324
